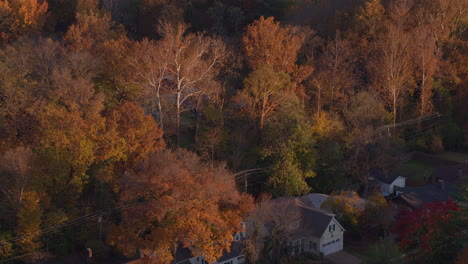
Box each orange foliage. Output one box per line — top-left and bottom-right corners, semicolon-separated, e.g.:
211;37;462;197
111;149;253;264
0;0;48;43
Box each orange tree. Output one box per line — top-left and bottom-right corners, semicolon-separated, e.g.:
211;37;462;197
110;149;253;264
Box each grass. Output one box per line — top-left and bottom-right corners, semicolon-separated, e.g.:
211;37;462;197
393;160;436;186
433;151;468;163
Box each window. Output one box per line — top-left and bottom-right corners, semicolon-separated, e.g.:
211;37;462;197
329;224;336;232
331;240;335;244
322;244;326;247
310;241;317;250
327;242;331;246
290;220;300;229
234;233;241;241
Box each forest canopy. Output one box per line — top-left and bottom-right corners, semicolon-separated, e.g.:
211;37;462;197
0;0;466;263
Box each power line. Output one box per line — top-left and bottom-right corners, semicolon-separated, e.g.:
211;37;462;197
0;202;144;245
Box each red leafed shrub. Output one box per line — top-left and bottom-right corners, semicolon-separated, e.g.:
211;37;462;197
394;199;461;257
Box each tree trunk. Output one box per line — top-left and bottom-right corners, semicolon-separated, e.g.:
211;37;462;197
156;88;164;130
176;91;181;148
393;90;397;128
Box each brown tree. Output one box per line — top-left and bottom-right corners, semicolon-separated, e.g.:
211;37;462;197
242;16;306;74
111;149;253;264
412;24;439;116
312;32;358;113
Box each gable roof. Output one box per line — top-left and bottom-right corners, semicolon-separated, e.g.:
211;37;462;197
216;241;244;262
267;196;340;239
395;182;461;208
371;169;404;184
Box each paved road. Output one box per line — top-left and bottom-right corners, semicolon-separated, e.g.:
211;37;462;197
326;251;362;264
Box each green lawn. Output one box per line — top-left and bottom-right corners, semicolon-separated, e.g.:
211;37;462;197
433;151;468;163
393;160;436;186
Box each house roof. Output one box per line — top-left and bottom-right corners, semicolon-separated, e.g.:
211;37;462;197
217;241;244;262
395;182;461;208
431;163;467;185
303;193;330;210
371;169;404;184
268;197;339;239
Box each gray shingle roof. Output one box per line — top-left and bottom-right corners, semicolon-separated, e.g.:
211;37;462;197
269;197;337;238
371;169;401;184
396;182;461;208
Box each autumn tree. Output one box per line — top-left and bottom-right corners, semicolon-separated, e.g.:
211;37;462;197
0;147;36;211
359;192;394;238
111;149;253;264
344;91;399;196
64;4;125;53
0;0;48;43
242;16;306;74
244;195;301;264
311;32;358;114
128;38;168;127
369;0;412;126
16;190;43;256
99;101;165;171
308;112;346;193
239;64;291;131
394;199;462;262
412;24;439;116
321;191;363;230
152;22;227;146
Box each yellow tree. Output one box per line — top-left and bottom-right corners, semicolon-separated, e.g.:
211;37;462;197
111;149;253;264
0;0;48;43
321;191;363;230
98;101;165;171
242;16;306;74
64;4;125;53
240;64;291;130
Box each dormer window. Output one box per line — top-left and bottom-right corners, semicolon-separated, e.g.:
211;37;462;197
329;224;335;232
290;220;300;230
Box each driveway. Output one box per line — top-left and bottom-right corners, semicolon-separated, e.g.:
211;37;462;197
325;251;363;264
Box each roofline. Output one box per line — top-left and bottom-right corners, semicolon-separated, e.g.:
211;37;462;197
318;216;345;238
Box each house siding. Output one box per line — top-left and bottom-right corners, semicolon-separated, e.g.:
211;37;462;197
319;219;344;256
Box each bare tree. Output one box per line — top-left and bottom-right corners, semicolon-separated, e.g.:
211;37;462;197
0;146;35;210
412;24;439;117
370;0;412;126
158;22;227;146
312;32;358;113
245;194;302;263
128;38;168;128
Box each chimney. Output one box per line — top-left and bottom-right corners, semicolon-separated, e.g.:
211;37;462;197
438;179;445;190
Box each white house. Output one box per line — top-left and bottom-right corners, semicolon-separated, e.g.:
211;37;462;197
130;195;345;264
370;170;406;195
248;196;345;257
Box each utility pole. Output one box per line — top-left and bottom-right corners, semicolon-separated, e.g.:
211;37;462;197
98;214;102;241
